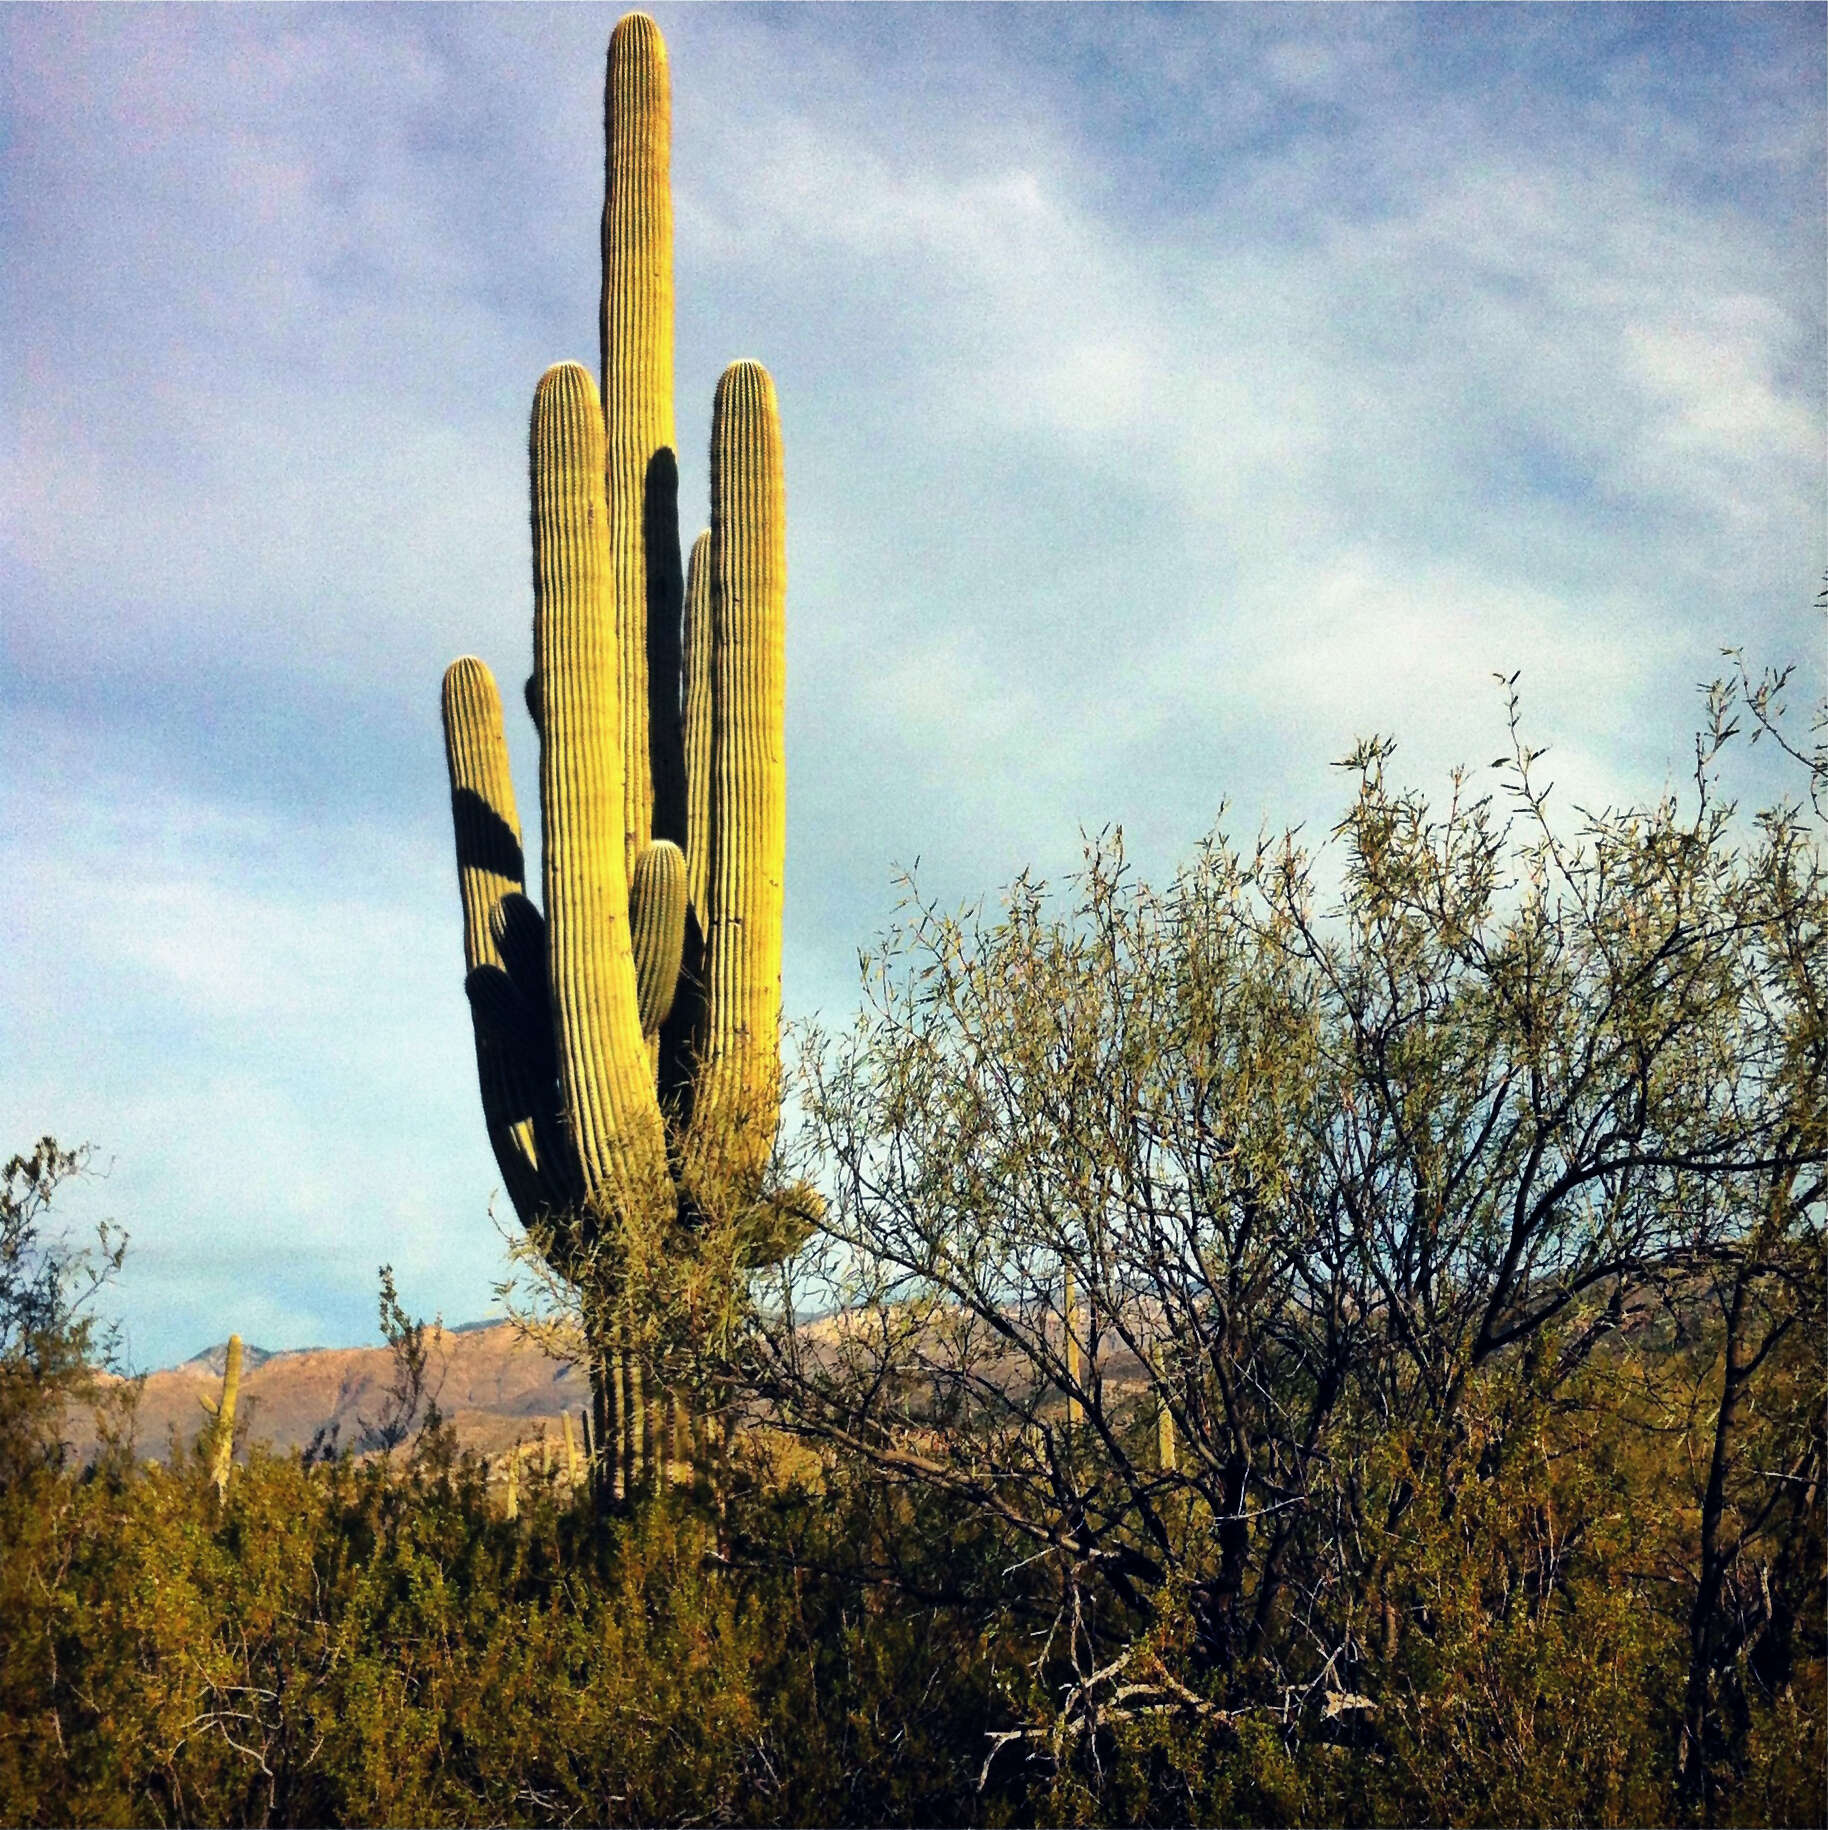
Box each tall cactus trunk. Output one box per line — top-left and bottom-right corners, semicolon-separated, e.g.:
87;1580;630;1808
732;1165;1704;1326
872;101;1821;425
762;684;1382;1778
600;10;678;885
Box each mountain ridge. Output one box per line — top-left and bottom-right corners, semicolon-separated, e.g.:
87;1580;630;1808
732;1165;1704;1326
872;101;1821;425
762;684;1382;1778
75;1320;587;1465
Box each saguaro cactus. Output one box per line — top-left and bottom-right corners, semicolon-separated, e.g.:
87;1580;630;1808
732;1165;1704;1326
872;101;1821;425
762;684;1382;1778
440;13;806;1501
199;1333;243;1501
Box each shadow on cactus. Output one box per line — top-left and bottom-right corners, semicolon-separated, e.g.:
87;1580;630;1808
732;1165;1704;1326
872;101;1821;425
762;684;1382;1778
440;13;812;1507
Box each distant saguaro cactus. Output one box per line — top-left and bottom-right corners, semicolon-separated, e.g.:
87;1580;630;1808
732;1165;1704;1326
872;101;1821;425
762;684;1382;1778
441;13;810;1505
199;1333;242;1501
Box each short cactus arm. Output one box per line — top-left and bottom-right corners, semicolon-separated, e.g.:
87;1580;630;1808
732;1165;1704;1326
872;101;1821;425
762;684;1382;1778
441;657;561;1221
630;839;687;1034
602;12;679;883
531;361;673;1222
690;361;787;1197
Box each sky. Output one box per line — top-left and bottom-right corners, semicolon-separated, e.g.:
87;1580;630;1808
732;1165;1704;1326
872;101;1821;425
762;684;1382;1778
3;2;1822;1372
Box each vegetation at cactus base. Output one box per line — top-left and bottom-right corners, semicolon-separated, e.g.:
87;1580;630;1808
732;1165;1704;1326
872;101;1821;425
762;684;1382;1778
3;650;1823;1828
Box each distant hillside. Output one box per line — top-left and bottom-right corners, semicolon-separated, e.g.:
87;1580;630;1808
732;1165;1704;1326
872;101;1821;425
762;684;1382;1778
73;1322;589;1465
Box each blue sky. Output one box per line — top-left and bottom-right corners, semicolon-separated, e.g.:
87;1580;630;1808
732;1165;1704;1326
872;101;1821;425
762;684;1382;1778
3;3;1822;1370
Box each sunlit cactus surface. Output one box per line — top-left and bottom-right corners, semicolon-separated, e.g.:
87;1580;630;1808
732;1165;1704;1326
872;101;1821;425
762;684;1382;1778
440;13;806;1500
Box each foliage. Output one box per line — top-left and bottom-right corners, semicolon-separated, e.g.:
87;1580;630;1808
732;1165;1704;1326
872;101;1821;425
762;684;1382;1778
0;1138;127;1490
0;1363;1816;1827
355;1266;445;1457
0;1426;1018;1826
744;670;1825;1816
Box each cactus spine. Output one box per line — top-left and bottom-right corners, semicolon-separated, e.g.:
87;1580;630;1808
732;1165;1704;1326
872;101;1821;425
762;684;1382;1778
441;14;792;1506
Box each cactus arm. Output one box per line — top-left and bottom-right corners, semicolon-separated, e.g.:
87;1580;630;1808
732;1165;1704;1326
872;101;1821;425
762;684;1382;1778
442;657;525;976
489;892;550;1013
485;891;578;1217
441;657;560;1222
602;12;678;883
563;1408;583;1486
464;965;551;1062
531;361;672;1222
629;839;688;1034
689;361;787;1197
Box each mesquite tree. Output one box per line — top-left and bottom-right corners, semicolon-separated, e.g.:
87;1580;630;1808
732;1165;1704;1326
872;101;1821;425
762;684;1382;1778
746;672;1825;1769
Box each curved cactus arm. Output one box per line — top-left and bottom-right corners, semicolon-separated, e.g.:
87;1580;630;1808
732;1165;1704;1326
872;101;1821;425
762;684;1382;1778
602;11;679;883
630;839;688;1035
489;892;549;1012
464;965;550;1061
531;361;673;1225
442;657;564;1223
486;891;577;1207
688;361;787;1200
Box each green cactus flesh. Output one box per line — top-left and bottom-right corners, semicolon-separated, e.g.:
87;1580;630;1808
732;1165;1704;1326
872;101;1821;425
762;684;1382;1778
691;361;787;1200
630;839;687;1035
209;1333;242;1499
442;658;567;1220
602;11;679;884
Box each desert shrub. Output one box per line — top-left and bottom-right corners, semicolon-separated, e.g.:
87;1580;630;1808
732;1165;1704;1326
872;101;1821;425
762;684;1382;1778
0;1420;1028;1827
